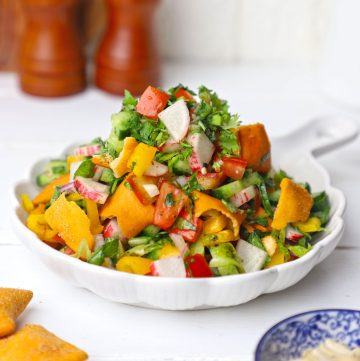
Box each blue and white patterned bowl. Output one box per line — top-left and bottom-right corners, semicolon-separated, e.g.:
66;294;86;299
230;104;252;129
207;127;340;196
255;309;360;361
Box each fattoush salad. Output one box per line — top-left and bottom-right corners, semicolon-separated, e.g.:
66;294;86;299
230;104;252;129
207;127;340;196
21;85;331;278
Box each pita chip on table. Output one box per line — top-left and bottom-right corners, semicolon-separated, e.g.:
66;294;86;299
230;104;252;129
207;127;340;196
0;324;88;361
0;288;33;338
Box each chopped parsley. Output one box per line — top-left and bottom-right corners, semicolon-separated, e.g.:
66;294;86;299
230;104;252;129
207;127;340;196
164;193;175;207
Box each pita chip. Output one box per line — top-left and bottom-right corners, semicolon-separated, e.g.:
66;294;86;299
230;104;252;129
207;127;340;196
0;324;88;361
0;288;33;338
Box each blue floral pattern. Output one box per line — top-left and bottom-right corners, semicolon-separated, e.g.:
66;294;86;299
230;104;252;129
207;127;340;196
255;310;360;361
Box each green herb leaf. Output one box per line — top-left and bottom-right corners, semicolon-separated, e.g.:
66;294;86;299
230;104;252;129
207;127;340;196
247;232;266;251
311;191;331;225
182;173;204;195
274;169;291;187
74;159;95;178
165;192;175;207
218;129;240;156
122;90;138;110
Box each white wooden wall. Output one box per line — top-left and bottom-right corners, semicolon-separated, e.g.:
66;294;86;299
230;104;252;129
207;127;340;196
156;0;329;65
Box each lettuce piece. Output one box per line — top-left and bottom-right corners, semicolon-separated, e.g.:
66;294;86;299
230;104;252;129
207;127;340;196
209;243;245;276
288;245;312;258
125;238;171;258
311;191;331;226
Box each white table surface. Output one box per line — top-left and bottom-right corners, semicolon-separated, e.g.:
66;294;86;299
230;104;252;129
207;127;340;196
1;63;360;361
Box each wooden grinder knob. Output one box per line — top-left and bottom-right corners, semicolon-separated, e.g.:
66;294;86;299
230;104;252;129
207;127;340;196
95;0;160;96
19;0;86;97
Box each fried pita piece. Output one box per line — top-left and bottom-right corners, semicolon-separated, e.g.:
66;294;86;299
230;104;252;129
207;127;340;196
272;178;313;230
0;288;33;338
0;324;88;361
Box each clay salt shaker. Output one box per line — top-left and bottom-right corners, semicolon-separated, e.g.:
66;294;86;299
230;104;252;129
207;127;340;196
95;0;160;96
19;0;86;97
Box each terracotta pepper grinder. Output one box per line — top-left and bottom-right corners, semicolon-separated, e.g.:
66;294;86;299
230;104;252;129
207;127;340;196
19;0;86;97
95;0;160;96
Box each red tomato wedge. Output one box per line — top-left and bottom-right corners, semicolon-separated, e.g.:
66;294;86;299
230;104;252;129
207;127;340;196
222;157;248;180
170;209;203;243
154;182;188;230
175;88;194;101
136;86;170;120
185;254;213;278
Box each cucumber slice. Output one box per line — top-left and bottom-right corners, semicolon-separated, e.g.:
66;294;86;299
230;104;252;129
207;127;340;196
211;180;244;200
142;225;161;237
36;173;55;187
172;159;191;175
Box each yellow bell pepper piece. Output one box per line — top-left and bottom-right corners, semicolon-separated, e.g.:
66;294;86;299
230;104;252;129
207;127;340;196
30;203;46;215
21;194;34;213
265;249;285;268
203;214;228;234
33;174;70;205
262;235;278;257
159;244;180;259
110;137;138;178
293;217;322;233
27;214;57;242
66;193;84;202
193;191;246;238
67;154;85;170
116;256;152;275
85;199;103;235
102;258;114;269
127;143;157;177
45;193;94;252
100;175;155;239
201;229;235;247
202;209;221;219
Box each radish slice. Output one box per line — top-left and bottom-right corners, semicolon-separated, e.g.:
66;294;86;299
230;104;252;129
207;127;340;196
158;99;190;142
176;176;188;187
94;234;105;248
188;132;215;171
143;184;160;198
169;233;188;257
103;218;127;243
74;176;110;204
93;166;105;181
230;185;257;207
150;257;186;278
74;144;101;156
236;239;267;273
160;138;182;153
286;225;303;242
143;161;168;177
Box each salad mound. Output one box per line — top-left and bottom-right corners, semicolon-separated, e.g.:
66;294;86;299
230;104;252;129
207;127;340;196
22;85;331;278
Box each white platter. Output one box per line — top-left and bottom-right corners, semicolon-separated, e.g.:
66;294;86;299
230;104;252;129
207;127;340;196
11;116;358;310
